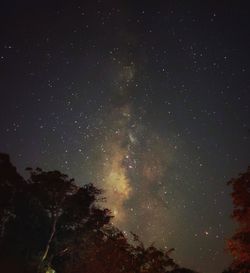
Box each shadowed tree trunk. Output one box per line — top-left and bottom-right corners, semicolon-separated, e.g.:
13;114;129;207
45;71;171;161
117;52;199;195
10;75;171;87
42;214;58;262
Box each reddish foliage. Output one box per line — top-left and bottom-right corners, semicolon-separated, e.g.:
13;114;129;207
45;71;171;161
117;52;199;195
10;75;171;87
227;167;250;271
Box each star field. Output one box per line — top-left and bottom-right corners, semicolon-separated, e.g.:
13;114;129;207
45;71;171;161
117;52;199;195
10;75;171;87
1;2;250;273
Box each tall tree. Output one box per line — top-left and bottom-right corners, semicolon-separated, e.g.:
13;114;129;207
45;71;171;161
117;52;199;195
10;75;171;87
226;167;250;272
0;156;112;273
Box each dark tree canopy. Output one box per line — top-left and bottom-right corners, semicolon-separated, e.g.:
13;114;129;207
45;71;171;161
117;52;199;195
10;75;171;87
226;167;250;273
0;153;112;273
0;153;197;273
0;153;25;237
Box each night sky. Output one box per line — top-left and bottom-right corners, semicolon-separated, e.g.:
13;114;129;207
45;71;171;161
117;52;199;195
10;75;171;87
1;1;250;273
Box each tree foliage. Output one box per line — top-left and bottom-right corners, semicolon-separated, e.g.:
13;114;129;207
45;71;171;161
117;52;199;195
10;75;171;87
226;167;250;273
0;153;197;273
0;154;111;272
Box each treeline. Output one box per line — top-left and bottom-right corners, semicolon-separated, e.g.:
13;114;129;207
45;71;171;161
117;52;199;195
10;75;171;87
0;153;197;273
0;153;249;273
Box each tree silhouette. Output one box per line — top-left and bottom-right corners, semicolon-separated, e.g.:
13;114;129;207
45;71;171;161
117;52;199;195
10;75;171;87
0;153;198;273
226;167;250;272
65;226;177;273
0;153;112;273
0;153;25;239
59;226;198;273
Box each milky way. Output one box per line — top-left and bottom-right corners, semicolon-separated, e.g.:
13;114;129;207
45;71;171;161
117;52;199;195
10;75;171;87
92;62;175;244
1;2;250;273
